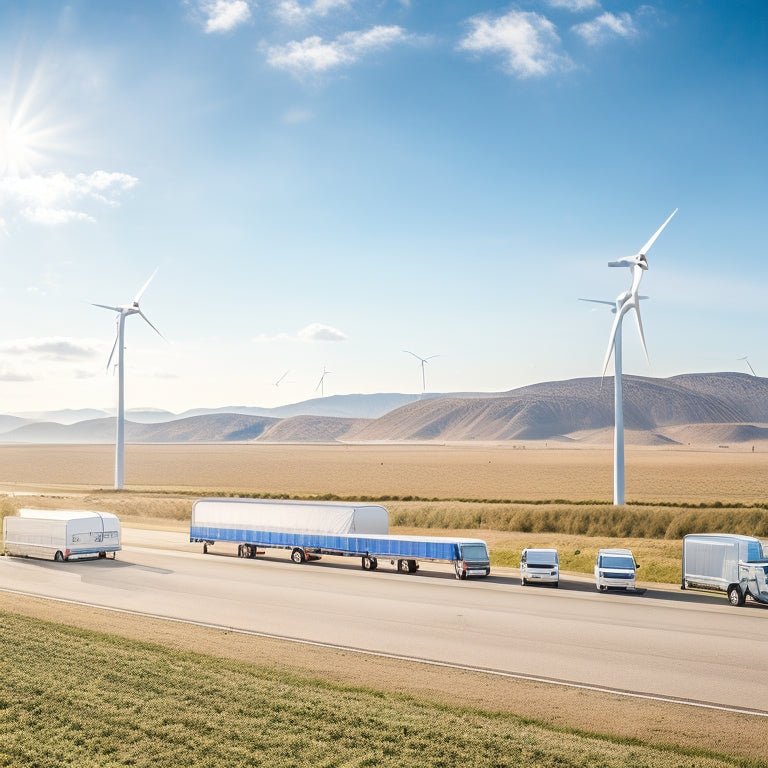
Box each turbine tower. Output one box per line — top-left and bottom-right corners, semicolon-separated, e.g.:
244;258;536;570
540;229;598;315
93;269;163;490
403;350;439;394
584;209;677;506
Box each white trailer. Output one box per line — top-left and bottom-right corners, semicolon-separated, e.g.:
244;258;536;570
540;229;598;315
190;498;491;578
2;509;121;562
682;533;768;606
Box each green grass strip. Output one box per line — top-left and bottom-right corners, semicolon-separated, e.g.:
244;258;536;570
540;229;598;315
0;611;758;768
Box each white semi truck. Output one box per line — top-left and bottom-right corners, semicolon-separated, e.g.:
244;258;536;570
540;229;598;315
681;533;768;606
2;509;121;562
190;498;491;579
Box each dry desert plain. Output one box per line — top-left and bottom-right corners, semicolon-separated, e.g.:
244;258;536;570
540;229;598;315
0;441;766;502
2;441;768;764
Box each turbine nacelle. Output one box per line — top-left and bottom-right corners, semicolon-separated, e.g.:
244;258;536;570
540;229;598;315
608;253;648;270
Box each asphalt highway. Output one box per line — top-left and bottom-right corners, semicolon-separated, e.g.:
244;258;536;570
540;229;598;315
2;527;767;714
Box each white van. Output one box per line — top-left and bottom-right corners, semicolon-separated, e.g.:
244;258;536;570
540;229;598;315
520;548;559;587
594;548;637;591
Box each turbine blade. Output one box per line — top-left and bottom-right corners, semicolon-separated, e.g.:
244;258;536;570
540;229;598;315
403;350;422;361
639;208;677;256
106;329;119;372
134;267;159;304
138;310;165;340
93;303;121;312
579;298;615;306
633;301;650;366
601;309;624;378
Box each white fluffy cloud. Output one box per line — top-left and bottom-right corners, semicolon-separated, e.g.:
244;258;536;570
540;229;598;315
459;10;572;78
573;12;637;45
0;170;137;228
275;0;352;24
297;323;347;342
548;0;600;11
253;323;348;343
267;25;409;74
201;0;252;33
0;337;100;360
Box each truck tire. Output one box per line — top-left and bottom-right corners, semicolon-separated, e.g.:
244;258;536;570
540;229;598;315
369;557;378;571
727;584;746;607
398;558;410;573
362;556;372;570
54;551;64;563
291;548;305;565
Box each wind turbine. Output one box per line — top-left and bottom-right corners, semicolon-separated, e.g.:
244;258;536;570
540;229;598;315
403;350;439;394
583;209;677;505
738;356;757;376
274;370;290;387
315;366;331;397
93;269;163;490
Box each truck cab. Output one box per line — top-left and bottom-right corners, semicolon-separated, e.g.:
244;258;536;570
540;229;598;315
520;548;559;587
595;548;637;591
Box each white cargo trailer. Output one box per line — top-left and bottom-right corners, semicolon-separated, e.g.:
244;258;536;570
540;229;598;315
2;509;121;562
681;533;768;606
190;498;491;578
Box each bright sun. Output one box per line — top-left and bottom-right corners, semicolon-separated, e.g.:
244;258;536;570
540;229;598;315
1;60;69;178
0;108;53;177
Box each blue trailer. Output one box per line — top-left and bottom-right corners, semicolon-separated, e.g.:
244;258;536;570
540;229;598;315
190;498;490;579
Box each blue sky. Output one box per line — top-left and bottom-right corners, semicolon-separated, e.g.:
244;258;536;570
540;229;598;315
0;0;765;414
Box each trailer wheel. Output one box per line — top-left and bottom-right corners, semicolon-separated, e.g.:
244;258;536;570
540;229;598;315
369;557;378;571
362;556;372;570
204;543;209;554
54;551;64;563
291;548;305;565
727;584;746;607
398;559;415;574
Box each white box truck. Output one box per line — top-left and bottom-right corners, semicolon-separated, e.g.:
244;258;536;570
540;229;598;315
520;548;559;587
2;509;121;562
681;533;768;606
190;498;491;579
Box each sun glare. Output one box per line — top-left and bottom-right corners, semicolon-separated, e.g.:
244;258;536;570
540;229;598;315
1;59;70;177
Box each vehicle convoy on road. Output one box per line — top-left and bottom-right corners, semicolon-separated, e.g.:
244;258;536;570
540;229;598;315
594;548;637;591
190;498;491;579
520;548;559;587
681;533;768;606
2;509;121;562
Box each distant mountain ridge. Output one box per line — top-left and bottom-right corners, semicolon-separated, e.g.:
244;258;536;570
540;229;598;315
1;373;766;445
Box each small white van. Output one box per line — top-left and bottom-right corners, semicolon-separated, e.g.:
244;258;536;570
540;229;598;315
594;548;637;591
520;548;559;587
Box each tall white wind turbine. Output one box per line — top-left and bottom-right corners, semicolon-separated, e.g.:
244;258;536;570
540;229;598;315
584;209;677;505
403;350;439;394
738;356;757;376
315;366;332;397
93;269;163;490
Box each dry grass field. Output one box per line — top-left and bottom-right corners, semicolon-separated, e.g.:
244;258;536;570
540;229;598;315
0;442;766;503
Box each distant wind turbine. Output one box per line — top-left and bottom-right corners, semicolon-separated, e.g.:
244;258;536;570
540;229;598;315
738;356;757;376
93;269;163;490
315;366;332;397
403;350;439;394
582;209;677;505
274;370;290;387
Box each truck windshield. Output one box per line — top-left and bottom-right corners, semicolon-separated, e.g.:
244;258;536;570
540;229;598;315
601;556;634;569
461;544;488;561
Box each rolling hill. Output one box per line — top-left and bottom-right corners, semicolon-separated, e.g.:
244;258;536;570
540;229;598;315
0;372;765;445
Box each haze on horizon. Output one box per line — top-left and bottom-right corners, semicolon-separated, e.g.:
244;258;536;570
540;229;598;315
0;1;765;415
